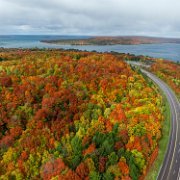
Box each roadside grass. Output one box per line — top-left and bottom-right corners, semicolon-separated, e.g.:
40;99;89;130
145;94;171;180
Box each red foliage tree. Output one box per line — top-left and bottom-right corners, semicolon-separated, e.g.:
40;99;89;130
75;162;89;179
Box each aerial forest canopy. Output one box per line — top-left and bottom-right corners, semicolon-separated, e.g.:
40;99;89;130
0;50;164;180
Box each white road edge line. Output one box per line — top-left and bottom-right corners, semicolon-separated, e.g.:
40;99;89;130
141;70;180;180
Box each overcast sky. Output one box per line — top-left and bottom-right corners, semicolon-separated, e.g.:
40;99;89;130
0;0;180;37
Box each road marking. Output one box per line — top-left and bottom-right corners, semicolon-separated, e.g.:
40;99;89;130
178;167;180;180
148;72;178;180
141;69;180;180
158;79;179;180
147;75;174;180
166;90;179;179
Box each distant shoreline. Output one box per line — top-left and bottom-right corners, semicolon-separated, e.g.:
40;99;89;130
41;36;180;46
0;36;180;61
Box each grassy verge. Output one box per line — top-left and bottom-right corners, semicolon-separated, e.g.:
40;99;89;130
145;94;171;180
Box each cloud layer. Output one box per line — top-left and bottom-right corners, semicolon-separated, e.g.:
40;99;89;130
0;0;180;37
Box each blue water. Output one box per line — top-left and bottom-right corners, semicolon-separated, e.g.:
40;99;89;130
0;35;180;62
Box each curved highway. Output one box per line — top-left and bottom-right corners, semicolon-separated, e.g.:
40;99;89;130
141;69;180;180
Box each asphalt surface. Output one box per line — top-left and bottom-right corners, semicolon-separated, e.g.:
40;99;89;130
141;69;180;180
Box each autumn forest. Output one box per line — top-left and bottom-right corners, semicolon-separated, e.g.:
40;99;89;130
0;49;178;180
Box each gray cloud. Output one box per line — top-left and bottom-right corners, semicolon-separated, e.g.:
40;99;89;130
0;0;180;37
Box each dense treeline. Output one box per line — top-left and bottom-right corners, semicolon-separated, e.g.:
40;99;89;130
118;51;180;98
151;60;180;98
0;50;164;179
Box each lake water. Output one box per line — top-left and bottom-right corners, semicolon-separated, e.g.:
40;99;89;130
0;35;180;62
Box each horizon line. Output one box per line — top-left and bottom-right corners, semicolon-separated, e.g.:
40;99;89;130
0;34;180;39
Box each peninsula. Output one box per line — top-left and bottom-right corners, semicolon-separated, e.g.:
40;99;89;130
41;36;180;45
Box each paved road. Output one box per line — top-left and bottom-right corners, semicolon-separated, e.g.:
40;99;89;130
126;61;151;68
141;69;180;180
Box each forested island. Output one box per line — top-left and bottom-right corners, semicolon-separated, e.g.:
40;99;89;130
41;36;180;45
